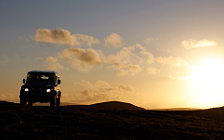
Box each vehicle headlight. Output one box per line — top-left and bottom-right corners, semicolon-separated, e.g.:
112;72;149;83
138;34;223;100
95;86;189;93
24;88;29;92
46;89;51;93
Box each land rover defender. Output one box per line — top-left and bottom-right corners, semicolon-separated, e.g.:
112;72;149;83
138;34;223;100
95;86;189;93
20;70;61;107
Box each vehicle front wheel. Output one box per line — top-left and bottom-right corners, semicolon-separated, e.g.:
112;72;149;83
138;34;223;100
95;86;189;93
56;98;60;106
28;102;33;106
20;98;27;106
50;97;59;107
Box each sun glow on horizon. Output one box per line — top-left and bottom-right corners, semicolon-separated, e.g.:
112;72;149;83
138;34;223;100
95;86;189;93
188;58;224;108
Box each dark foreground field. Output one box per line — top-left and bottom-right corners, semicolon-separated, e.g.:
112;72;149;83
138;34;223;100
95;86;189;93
1;101;224;139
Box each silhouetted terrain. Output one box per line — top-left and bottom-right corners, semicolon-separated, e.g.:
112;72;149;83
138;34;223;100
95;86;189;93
1;100;224;139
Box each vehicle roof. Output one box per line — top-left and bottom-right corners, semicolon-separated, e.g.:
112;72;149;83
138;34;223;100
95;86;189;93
28;70;59;75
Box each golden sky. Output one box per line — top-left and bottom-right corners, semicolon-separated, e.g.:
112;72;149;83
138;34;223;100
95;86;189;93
1;0;224;109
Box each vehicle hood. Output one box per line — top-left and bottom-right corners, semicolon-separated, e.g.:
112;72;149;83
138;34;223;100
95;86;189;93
24;82;55;88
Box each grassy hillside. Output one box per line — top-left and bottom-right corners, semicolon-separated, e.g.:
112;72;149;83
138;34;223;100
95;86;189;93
1;101;224;139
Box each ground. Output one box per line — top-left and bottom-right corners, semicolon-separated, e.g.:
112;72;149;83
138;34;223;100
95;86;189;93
1;101;224;139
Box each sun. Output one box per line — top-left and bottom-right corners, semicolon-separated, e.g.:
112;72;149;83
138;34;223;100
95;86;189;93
189;58;224;108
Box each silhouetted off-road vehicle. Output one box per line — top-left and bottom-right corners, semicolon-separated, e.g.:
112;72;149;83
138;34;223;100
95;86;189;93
20;70;61;107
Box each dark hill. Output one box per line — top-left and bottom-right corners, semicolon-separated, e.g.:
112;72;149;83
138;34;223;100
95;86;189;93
0;100;19;110
1;100;224;139
0;100;17;106
89;101;144;110
194;106;224;121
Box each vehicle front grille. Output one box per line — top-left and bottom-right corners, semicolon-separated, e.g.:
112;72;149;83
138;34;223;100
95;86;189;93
29;88;45;93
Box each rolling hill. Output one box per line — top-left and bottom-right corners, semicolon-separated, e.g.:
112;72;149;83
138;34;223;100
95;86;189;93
1;100;224;139
88;101;143;110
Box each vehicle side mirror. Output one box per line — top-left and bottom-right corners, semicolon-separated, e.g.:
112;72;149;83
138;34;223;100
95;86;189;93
58;80;61;85
23;78;26;84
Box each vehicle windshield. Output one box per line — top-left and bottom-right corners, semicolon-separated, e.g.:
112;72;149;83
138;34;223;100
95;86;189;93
26;73;55;85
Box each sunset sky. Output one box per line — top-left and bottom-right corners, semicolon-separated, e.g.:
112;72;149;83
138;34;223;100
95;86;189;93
1;0;224;109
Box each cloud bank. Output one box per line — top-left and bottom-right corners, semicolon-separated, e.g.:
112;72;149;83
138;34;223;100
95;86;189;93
60;48;102;71
63;80;135;104
156;56;188;68
35;28;99;47
182;40;217;49
106;44;154;76
35;29;189;77
147;67;158;75
46;56;63;70
104;33;123;48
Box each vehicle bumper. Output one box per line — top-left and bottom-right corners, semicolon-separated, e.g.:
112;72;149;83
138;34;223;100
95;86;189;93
20;92;55;103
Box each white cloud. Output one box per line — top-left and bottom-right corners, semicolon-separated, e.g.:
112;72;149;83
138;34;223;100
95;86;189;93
135;44;154;64
40;30;189;78
156;56;188;67
64;80;135;104
147;67;158;75
142;37;158;45
104;33;123;48
60;48;102;71
118;85;134;92
114;64;142;76
106;44;154;76
46;56;63;70
35;28;99;47
76;34;100;47
60;48;101;64
181;40;217;49
35;28;78;46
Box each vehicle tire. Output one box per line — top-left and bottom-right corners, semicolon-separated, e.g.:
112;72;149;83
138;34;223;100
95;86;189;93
56;98;60;107
50;97;57;107
50;100;55;107
28;102;33;106
20;98;27;106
